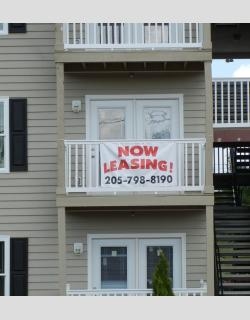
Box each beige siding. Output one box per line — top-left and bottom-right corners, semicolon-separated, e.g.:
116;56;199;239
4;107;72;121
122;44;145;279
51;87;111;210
65;209;207;289
64;72;206;140
0;23;58;295
0;23;210;295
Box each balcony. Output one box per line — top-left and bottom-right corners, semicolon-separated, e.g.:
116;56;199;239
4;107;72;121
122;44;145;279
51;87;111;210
64;139;205;194
213;78;250;128
63;23;203;50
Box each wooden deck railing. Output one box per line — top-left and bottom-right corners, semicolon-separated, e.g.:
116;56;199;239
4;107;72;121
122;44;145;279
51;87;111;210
63;23;203;50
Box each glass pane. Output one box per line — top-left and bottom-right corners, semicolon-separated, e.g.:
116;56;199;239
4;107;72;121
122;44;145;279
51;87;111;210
0;242;4;273
0;136;4;168
101;246;127;289
99;108;125;139
0;102;4;134
144;107;171;139
0;276;4;296
0;24;3;32
146;246;173;289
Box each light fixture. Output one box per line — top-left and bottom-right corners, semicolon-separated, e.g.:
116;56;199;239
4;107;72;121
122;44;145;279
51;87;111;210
72;100;81;113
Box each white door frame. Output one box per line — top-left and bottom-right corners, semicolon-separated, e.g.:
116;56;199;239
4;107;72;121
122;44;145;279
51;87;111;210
138;237;183;289
91;238;136;289
85;94;184;140
0;235;10;296
87;233;186;290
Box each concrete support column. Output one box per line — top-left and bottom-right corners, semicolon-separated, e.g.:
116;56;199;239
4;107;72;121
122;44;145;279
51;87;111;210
206;205;214;295
58;207;66;295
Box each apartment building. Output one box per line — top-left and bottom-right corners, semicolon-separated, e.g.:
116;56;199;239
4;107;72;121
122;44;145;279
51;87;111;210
2;23;247;296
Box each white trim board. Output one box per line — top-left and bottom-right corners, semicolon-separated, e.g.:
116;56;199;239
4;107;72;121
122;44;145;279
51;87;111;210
0;97;10;173
0;235;10;296
0;23;8;36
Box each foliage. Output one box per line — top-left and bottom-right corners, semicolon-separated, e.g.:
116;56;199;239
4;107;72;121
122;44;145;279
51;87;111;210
152;251;174;296
241;187;250;206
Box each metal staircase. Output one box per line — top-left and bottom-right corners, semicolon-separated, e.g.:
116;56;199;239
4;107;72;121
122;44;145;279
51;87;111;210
214;206;250;295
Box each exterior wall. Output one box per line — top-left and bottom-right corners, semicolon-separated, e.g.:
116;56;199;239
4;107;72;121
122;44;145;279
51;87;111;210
0;23;212;295
64;72;206;140
65;208;207;289
0;24;58;295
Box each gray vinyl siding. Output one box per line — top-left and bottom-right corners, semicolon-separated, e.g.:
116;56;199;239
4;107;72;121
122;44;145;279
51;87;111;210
65;209;207;290
64;72;206;140
0;23;58;295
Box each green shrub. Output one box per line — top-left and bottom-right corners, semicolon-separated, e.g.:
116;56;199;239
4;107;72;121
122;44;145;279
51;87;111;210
152;251;174;296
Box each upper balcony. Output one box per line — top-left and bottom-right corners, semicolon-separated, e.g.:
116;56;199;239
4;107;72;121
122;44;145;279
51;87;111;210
64;23;202;50
55;23;212;64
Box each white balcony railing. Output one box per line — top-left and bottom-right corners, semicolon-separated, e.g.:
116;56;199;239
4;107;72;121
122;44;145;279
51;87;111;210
64;139;205;194
66;282;207;296
63;23;203;50
213;78;250;128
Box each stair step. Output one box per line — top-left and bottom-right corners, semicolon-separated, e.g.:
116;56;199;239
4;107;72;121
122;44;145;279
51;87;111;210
215;228;250;233
223;283;250;290
220;260;250;265
218;250;250;255
216;235;250;240
219;252;250;257
222;292;250;296
215;195;234;198
223;275;250;282
215;222;250;227
215;206;250;213
218;244;250;249
221;266;250;272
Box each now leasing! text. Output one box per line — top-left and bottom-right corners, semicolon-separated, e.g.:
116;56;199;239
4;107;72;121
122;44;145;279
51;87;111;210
100;142;177;187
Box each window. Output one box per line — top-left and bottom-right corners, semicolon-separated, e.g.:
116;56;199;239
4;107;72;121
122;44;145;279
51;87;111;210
0;23;8;35
0;98;9;173
0;236;10;296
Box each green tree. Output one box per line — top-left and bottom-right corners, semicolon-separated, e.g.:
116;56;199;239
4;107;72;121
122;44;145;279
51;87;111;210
152;251;174;296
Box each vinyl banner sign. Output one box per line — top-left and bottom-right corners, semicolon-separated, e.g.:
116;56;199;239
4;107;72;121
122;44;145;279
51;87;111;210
100;142;177;188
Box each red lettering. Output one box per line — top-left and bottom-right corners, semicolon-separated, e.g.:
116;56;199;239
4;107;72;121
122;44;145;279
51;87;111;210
144;146;158;157
118;146;129;157
130;158;140;169
118;159;130;170
158;160;167;171
170;162;173;173
145;159;158;170
110;160;117;172
103;163;110;173
130;145;143;156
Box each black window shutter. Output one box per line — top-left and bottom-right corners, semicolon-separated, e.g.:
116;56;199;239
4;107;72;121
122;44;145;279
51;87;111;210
8;24;26;33
10;238;28;296
9;98;28;172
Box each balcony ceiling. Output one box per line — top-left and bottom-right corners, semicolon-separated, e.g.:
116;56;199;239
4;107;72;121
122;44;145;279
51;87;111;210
64;61;204;73
212;23;250;59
